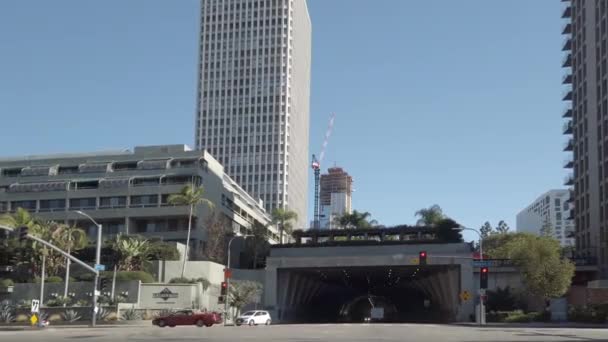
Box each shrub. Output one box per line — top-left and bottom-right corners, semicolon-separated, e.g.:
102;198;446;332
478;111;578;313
487;310;550;323
0;279;14;288
96;307;112;321
46;276;63;283
74;299;89;307
101;271;154;283
46;296;72;307
486;286;517;312
569;304;608;323
120;308;141;321
62;309;81;323
0;301;15;323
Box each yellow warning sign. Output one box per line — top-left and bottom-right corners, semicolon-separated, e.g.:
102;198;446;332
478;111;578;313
460;290;471;302
30;314;38;325
410;257;419;265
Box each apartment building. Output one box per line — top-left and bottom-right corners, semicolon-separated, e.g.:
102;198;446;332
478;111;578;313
194;0;312;229
561;0;608;275
0;145;279;259
516;189;575;246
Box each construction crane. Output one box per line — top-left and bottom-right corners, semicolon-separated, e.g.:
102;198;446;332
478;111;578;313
311;113;336;229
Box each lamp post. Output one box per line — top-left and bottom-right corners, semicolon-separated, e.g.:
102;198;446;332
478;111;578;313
75;210;102;327
453;225;485;325
224;234;253;326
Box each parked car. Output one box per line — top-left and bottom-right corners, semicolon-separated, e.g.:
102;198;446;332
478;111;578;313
235;310;272;326
152;310;222;328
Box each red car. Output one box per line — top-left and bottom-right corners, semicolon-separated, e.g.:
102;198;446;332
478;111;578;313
152;310;222;328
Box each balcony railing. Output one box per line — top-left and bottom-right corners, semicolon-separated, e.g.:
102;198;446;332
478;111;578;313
562;37;572;51
564;173;574;186
563;121;573;134
563;138;574;151
562;54;572;68
562;107;572;118
561;6;571;18
562;22;572;35
562;89;573;101
563;158;574;168
562;73;572;84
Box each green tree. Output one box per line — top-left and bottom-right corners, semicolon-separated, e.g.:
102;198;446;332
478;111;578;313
271;208;298;244
480;221;493;239
434;218;463;243
249;222;269;269
486;233;574;299
51;224;88;300
415;205;445;226
229;281;262;318
168;184;214;278
495;220;510;234
202;211;232;263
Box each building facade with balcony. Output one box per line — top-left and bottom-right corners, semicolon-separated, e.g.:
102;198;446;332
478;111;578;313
0;145;279;259
561;0;608;276
194;0;312;230
516;189;575;247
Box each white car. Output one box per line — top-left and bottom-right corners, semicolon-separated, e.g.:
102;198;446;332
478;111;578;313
235;310;272;326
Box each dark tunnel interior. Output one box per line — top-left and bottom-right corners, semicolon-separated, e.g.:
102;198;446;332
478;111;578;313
277;265;460;324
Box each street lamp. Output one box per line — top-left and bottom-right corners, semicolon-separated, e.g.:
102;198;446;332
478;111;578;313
224;234;253;326
75;210;102;327
453;225;485;325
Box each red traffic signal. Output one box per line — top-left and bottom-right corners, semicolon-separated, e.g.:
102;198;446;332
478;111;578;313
419;251;427;265
480;267;489;289
220;281;228;296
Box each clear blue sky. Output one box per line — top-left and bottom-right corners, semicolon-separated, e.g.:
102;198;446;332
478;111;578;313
0;1;565;242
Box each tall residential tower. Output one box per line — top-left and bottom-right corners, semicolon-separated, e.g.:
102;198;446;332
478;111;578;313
194;0;311;229
516;190;575;247
561;0;608;276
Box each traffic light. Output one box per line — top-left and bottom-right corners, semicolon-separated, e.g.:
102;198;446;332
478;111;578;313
18;226;28;242
221;281;228;296
100;278;109;292
419;251;427;265
218;296;225;304
480;267;489;289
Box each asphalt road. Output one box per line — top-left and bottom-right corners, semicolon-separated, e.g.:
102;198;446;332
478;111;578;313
0;323;606;342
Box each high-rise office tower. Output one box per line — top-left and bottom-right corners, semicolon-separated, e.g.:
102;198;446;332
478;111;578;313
195;0;311;229
561;0;608;276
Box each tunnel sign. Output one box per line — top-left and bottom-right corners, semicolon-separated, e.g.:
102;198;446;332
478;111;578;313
459;290;471;302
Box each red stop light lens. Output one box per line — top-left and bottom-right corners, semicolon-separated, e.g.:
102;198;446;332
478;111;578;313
420;252;426;257
221;282;227;288
481;267;488;273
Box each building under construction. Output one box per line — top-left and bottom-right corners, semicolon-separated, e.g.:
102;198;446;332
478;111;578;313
319;167;353;228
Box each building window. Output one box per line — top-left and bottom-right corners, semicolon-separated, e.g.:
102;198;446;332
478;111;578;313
131;195;158;208
11;200;36;211
99;196;127;209
39;199;66;212
69;198;96;210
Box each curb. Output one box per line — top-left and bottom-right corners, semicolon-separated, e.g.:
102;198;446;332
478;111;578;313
451;322;608;329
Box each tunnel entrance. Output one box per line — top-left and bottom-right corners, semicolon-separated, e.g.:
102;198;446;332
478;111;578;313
276;265;460;324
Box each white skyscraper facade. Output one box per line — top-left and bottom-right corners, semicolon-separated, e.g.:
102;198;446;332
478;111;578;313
516;189;575;247
195;0;311;229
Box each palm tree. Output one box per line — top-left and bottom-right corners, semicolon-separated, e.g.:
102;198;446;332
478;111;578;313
112;236;150;271
0;207;37;229
168;184;214;277
271;208;298;244
415;204;445;226
335;210;373;229
52;224;88;300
